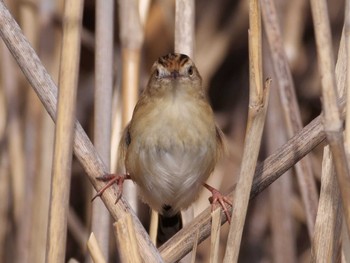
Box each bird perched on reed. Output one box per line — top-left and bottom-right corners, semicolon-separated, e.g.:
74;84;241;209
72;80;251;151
94;53;231;242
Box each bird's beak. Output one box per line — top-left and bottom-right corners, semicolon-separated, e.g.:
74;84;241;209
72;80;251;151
171;70;180;79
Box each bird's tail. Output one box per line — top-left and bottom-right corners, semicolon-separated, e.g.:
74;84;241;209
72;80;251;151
157;206;182;246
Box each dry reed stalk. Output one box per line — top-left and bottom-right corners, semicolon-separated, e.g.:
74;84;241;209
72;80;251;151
311;147;342;262
310;26;347;263
87;233;106;263
310;0;350;237
91;0;114;259
0;3;162;262
29;1;64;262
118;0;144;212
261;0;318;238
113;214;142;263
18;1;47;262
159;94;347;262
46;1;84;262
149;209;158;245
175;0;194;58
209;209;221;263
223;0;268;261
345;0;350;155
267;80;296;263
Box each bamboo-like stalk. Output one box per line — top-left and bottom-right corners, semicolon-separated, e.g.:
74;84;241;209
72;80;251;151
91;0;114;259
29;1;64;262
345;0;350;154
223;0;268;261
267;75;296;263
159;94;347;262
19;1;47;262
209;209;221;263
113;214;142;263
118;0;144;213
310;0;350;237
46;0;84;262
175;0;194;58
0;3;162;262
87;233;106;263
311;147;342;262
261;0;318;238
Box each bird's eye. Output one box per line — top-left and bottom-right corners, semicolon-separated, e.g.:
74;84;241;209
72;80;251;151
155;69;160;78
187;66;194;76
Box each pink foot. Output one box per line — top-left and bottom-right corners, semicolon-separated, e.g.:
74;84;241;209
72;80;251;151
203;183;233;223
92;173;130;204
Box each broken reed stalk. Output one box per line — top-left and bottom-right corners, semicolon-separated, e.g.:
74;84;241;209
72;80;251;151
210;209;221;263
118;0;143;213
46;1;84;262
260;0;318;238
87;233;106;263
310;0;350;237
113;214;142;263
311;147;342;262
0;3;163;262
223;0;268;261
91;0;114;258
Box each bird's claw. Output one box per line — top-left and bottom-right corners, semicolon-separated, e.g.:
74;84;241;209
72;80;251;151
204;183;233;223
92;173;130;204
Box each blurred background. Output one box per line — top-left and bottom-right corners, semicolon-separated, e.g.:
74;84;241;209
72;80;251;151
0;0;346;262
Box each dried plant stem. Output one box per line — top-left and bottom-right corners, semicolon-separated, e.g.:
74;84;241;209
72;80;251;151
223;79;270;262
91;0;114;259
310;0;350;237
119;0;143;212
223;1;267;261
210;209;221;263
175;0;195;58
149;209;158;245
261;0;318;238
267;79;296;263
159;95;346;262
87;233;106;263
0;3;162;262
311;147;342;262
345;0;350;153
113;214;142;263
46;1;83;262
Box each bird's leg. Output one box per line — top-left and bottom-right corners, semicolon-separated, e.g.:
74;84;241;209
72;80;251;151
92;173;131;204
203;183;233;223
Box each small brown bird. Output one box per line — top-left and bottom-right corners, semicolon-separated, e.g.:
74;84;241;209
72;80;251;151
94;53;231;241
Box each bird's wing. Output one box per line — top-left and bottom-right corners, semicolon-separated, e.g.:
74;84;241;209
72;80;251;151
116;123;131;173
